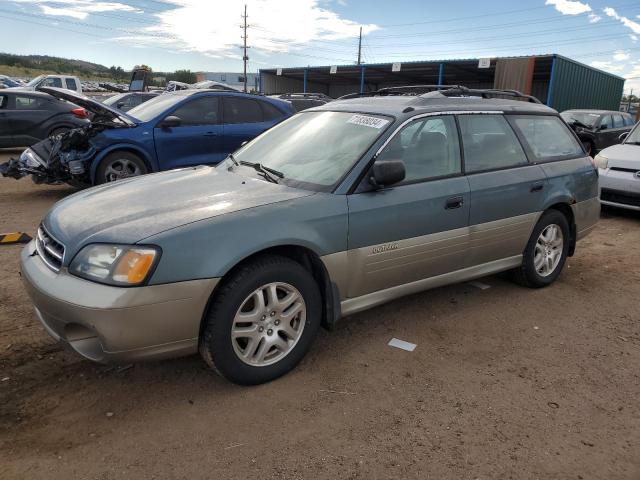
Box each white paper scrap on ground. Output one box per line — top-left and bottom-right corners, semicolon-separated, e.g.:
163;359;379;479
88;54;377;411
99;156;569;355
468;281;491;290
388;338;417;352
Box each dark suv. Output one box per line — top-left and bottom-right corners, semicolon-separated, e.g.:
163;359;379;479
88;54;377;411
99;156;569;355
561;109;635;156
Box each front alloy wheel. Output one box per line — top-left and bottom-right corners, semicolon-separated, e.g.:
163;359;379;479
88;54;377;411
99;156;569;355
200;255;321;385
231;282;306;367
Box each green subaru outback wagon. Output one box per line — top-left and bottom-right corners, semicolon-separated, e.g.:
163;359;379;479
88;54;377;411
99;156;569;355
21;86;599;384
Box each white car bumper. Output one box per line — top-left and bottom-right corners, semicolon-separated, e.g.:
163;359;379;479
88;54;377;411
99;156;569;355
599;167;640;211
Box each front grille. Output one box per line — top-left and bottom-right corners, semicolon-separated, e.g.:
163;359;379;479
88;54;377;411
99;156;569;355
35;225;65;272
601;188;640;208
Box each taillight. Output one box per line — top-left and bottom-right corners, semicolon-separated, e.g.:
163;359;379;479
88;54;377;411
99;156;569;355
71;107;88;119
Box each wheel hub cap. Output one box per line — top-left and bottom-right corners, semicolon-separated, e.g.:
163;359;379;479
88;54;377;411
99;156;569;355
231;282;306;367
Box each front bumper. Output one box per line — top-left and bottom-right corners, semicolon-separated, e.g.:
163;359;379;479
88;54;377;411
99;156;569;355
599;168;640;211
20;241;219;363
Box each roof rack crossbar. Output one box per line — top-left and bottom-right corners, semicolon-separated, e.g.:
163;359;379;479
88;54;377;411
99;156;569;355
337;85;542;104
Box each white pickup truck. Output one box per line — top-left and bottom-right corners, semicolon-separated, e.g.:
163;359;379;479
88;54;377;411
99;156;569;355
17;75;82;94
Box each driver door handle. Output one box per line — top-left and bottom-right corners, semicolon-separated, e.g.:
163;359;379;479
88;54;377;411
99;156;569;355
204;132;219;137
445;196;464;210
530;182;544;193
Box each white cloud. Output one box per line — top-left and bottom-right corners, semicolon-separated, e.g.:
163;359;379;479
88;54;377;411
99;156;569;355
545;0;591;15
614;51;631;61
133;0;378;58
603;7;640;34
588;13;601;23
590;60;624;72
10;0;141;20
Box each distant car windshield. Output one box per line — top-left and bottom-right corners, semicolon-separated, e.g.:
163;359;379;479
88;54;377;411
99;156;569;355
102;93;127;106
126;93;184;122
223;111;392;191
25;75;45;87
560;111;600;128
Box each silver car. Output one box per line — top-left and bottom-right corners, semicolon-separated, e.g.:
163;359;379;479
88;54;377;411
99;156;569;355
595;122;640;211
20;87;600;385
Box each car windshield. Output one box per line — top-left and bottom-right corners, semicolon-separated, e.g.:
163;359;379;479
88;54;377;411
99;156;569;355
25;75;45;87
222;111;392;191
560;111;600;128
126;93;185;122
625;122;640;144
102;93;126;106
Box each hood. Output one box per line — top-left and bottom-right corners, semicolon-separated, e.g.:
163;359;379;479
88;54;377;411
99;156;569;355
37;87;136;126
599;143;640;169
44;166;313;256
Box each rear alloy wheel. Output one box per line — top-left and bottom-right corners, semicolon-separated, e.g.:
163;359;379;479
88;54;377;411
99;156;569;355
96;151;147;184
513;210;570;288
200;255;321;385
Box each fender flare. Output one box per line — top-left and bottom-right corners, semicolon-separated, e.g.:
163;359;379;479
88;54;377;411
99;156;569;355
90;144;155;183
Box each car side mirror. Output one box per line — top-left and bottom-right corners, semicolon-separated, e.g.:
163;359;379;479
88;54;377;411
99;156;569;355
161;115;181;128
619;132;629;141
369;159;406;189
599;124;607;131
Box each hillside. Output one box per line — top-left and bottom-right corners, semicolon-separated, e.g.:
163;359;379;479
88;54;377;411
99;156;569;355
0;52;124;81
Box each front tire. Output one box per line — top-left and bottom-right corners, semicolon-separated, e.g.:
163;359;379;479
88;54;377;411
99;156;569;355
96;151;148;184
513;210;570;288
199;255;322;385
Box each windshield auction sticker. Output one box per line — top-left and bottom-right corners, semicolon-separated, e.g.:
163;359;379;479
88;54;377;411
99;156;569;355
347;115;390;129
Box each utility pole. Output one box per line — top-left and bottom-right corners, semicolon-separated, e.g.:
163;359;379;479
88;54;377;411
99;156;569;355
241;4;249;92
357;26;362;66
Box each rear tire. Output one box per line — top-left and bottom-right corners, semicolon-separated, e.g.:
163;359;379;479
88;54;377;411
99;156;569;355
199;255;322;385
513;210;570;288
96;151;147;184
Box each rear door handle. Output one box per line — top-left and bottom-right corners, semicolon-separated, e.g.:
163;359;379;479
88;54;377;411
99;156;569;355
204;132;219;137
530;183;544;193
445;196;464;210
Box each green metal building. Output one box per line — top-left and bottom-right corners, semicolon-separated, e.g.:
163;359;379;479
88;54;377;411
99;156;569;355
259;54;625;111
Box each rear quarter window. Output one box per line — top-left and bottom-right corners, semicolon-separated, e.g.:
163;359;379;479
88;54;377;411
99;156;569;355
511;115;583;161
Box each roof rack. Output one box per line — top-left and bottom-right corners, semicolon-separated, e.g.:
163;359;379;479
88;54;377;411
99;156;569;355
275;92;333;101
338;85;542;104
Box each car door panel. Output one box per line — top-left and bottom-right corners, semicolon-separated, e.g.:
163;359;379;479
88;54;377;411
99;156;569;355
346;115;470;298
459;114;548;268
153;96;224;169
347;177;471;298
0;94;11;147
7;95;50;146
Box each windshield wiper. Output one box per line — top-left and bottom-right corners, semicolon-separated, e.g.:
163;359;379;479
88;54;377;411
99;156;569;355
240;160;284;184
227;153;239;166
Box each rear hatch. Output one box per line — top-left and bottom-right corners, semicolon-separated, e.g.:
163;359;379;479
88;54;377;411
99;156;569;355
37;87;137;126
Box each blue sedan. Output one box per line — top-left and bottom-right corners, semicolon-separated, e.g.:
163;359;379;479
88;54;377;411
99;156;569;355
1;87;295;186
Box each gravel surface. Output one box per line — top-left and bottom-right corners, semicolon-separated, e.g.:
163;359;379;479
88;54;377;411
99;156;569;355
1;148;639;479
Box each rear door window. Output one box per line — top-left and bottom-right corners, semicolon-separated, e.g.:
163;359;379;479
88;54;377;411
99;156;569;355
260;101;285;121
171;97;219;126
15;96;43;109
612;114;624;128
223;97;263;124
511;115;583;161
458;115;528;173
623;114;635;126
65;78;78;91
600;115;612;130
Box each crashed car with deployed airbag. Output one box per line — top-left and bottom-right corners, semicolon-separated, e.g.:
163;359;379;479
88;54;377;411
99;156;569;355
0;86;294;186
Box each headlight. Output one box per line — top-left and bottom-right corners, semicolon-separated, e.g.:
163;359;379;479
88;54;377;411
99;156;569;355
594;154;608;169
69;244;160;286
20;148;46;168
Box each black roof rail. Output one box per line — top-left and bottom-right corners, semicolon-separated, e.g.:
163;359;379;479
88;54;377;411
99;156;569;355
337;85;542;104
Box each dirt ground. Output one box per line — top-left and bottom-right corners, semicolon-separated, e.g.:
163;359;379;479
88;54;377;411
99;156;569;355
1;147;639;480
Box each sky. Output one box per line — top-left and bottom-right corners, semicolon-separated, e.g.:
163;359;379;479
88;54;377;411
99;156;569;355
1;0;640;92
